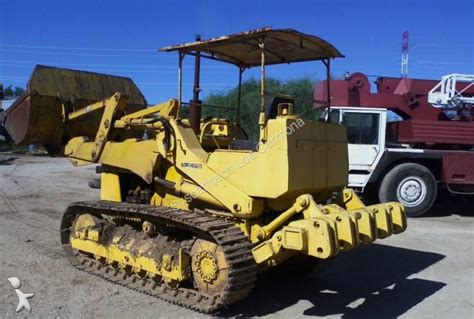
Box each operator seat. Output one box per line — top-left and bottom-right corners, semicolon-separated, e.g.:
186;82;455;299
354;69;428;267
266;96;295;120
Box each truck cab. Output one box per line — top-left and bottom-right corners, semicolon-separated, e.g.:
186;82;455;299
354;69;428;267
328;107;387;188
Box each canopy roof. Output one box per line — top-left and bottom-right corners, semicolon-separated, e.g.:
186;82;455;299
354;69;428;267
160;27;344;68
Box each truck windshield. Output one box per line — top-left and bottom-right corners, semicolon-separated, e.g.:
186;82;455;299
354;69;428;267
343;112;379;144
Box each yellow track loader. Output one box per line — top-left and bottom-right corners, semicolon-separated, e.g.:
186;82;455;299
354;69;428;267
4;28;406;313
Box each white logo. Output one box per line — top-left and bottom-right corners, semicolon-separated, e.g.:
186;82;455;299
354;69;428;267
7;277;34;313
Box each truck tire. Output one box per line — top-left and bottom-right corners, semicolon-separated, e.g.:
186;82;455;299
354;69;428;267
378;163;437;217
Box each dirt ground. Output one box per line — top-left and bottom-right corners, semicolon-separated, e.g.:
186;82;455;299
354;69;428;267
0;155;473;318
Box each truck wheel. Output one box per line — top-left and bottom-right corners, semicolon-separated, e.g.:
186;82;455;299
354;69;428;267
378;163;437;217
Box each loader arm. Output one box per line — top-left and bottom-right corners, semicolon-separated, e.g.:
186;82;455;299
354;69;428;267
65;98;179;182
65;93;264;217
64;92;127;164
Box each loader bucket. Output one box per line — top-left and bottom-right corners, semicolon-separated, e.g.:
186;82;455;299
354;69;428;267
4;65;147;155
4;94;64;154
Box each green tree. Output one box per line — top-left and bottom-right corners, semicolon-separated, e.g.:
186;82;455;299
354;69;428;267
14;87;25;96
3;85;25;97
4;85;14;97
203;77;322;140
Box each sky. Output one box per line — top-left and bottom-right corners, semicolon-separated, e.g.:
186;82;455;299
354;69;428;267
1;0;473;104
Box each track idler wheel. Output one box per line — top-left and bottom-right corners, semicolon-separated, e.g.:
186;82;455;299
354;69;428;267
191;239;229;294
72;213;101;234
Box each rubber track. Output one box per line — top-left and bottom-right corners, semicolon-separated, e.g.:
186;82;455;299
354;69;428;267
60;200;258;313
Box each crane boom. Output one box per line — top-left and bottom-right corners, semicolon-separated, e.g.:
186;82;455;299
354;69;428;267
428;73;474;108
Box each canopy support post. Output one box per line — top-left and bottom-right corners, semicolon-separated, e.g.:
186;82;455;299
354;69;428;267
237;67;244;126
323;58;331;122
259;39;267;142
189;35;202;134
177;51;185;120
